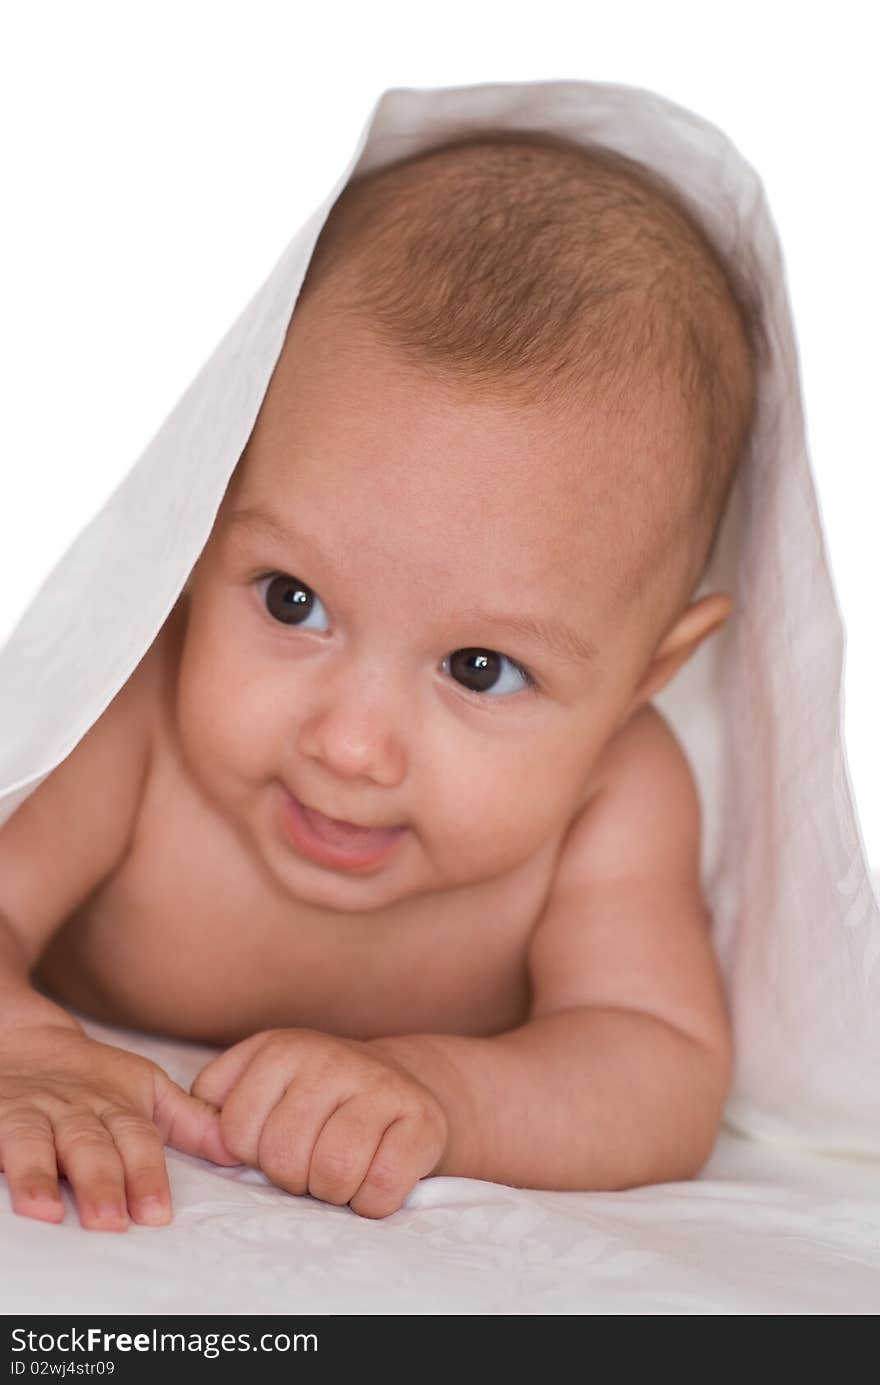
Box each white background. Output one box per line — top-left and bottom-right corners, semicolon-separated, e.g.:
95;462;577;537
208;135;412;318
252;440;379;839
2;1;878;863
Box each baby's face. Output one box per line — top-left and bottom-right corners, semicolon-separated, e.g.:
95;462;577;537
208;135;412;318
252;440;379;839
177;297;677;914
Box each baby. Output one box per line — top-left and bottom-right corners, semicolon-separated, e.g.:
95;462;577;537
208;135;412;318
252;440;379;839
0;130;760;1230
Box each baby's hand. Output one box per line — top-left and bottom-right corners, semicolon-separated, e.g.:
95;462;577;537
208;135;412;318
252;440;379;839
191;1028;449;1218
0;1026;236;1231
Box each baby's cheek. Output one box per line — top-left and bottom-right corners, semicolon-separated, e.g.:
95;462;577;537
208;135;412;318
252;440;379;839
174;645;258;792
431;753;571;877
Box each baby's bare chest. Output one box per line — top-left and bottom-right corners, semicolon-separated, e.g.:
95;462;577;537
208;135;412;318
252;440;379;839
38;720;557;1046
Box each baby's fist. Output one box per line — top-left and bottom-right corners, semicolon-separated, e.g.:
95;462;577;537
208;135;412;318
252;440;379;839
190;1028;448;1218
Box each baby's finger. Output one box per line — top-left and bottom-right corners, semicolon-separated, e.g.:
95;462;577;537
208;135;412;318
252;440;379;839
151;1070;239;1167
101;1108;172;1226
256;1083;344;1195
218;1041;322;1167
306;1097;397;1209
0;1106;65;1223
53;1110;129;1232
349;1114;431;1219
190;1031;283;1109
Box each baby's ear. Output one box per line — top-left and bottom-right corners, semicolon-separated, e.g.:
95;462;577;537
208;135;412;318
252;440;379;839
626;593;732;714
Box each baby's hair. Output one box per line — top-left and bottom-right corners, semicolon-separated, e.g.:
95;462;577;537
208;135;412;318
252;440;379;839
296;128;767;629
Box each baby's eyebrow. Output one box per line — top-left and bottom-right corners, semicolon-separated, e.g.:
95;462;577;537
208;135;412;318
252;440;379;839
225;506;599;667
457;607;599;667
225;506;333;567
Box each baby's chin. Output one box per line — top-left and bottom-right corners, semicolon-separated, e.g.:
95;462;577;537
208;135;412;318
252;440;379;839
273;868;416;916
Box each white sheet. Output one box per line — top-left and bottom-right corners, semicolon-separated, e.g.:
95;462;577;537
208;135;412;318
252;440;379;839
5;947;880;1317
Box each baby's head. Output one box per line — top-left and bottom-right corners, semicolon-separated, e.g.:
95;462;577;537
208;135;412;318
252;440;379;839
177;131;762;913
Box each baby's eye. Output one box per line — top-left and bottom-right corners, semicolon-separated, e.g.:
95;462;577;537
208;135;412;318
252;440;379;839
255;581;532;696
442;648;533;697
258;573;330;631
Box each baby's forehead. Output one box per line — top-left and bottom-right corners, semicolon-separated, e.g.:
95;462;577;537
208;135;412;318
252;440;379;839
224;439;668;667
213;277;700;647
241;302;688;528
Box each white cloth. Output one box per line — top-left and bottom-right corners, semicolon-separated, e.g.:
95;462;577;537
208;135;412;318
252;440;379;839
5;1005;880;1315
1;78;878;1165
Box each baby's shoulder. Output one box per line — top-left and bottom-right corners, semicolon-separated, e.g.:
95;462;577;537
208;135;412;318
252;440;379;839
0;607;170;958
556;703;702;888
578;701;686;797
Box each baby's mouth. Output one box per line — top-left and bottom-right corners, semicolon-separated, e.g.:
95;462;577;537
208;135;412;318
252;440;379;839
300;798;400;840
279;787;408;872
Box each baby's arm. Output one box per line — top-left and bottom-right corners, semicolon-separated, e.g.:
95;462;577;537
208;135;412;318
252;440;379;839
368;705;732;1191
0;661;231;1230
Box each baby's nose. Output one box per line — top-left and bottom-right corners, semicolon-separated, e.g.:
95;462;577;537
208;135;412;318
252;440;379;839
296;671;408;788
